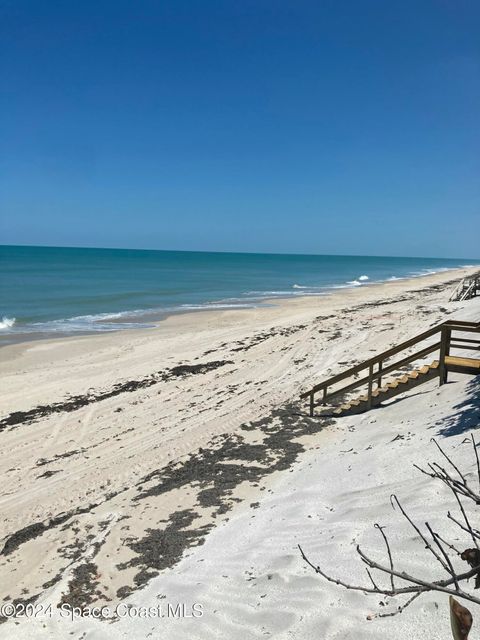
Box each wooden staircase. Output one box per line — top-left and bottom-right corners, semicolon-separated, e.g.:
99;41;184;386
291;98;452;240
332;360;440;416
301;320;480;417
450;272;480;302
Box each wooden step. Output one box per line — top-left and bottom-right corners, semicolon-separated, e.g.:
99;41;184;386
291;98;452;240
333;405;351;415
314;354;476;419
329;359;442;416
302;318;480;416
444;356;480;376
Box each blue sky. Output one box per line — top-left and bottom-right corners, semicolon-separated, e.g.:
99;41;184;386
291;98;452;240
1;1;479;258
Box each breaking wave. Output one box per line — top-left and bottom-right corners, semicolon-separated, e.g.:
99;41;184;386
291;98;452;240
0;316;15;330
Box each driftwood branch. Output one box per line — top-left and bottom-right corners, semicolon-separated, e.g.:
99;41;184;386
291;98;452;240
374;523;395;591
299;437;480;620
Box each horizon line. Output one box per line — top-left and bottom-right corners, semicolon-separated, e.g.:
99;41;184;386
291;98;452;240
1;243;479;263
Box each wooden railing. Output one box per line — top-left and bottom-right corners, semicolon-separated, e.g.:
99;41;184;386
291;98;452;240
301;320;480;416
450;272;480;301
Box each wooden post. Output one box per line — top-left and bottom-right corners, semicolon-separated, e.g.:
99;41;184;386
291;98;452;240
310;392;314;417
439;326;451;386
439;327;446;386
323;387;327;404
445;327;451;381
367;363;374;409
377;360;383;388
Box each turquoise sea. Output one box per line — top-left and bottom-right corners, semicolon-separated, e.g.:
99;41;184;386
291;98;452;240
0;245;478;345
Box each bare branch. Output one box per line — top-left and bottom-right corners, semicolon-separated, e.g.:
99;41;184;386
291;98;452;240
299;437;480;619
447;511;480;542
415;452;480;505
431;438;466;485
452;489;480;550
425;522;459;591
427;461;475;504
356;544;480;604
298;544;381;595
374;523;395;591
366;568;380;591
434;533;462;557
377;592;423;618
472;433;480;494
300;540;480;604
390;494;450;572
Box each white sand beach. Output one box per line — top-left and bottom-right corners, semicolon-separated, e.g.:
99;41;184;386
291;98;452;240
1;266;479;639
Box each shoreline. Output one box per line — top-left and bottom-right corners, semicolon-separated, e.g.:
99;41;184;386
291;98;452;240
0;266;479;639
0;264;477;359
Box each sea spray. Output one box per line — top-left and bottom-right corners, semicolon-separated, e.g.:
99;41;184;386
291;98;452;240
0;317;15;330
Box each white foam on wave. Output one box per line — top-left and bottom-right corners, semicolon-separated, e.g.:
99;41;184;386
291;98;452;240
69;309;148;322
0;316;15;330
244;290;300;296
341;275;371;287
324;283;349;290
410;267;453;277
26;309;156;334
179;302;255;310
292;284;308;289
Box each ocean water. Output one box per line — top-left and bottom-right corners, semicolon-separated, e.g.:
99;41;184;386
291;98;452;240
0;245;478;345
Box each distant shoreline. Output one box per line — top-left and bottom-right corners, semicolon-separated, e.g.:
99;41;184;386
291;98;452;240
2;245;478;347
0;265;477;357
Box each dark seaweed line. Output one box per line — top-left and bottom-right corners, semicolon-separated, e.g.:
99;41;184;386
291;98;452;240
0;401;332;608
115;403;333;596
0;360;233;431
1;499;107;557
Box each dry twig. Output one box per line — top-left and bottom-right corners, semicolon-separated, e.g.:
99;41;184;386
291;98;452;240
299;437;480;618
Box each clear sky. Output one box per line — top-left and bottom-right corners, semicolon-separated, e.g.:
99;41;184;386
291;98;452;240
1;1;479;258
